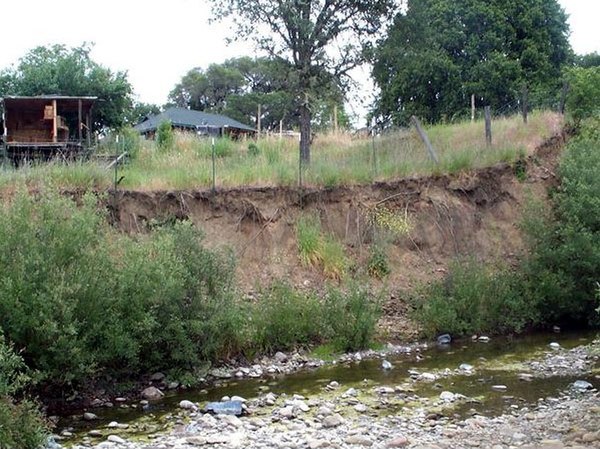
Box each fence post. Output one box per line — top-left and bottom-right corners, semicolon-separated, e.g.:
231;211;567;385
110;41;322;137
471;94;476;122
411;116;439;164
371;126;377;177
521;84;528;124
484;106;492;146
211;137;216;192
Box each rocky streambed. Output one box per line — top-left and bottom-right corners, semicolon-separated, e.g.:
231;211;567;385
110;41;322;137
53;332;600;449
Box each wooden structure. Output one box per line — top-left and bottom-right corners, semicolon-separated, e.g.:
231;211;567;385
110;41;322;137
0;95;96;163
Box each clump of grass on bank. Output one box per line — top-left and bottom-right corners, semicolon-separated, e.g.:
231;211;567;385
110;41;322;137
0;111;561;192
296;214;348;279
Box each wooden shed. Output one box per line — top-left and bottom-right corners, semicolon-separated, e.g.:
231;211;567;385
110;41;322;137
0;95;96;163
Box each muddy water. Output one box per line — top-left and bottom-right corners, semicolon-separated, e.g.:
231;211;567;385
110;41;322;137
60;330;599;442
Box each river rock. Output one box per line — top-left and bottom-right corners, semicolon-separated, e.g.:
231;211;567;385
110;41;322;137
322;413;344;428
317;406;333;416
478;336;490;343
274;351;288;363
107;435;127;445
179;400;198;411
345;435;373;446
88;430;102;437
440;391;456;402
549;342;561;350
492;385;508;391
382;360;394;370
572;380;593;391
231;395;247;403
354;403;368;413
386;436;409;447
279;405;296;419
437;334;451;345
141;386;164;401
150;372;165;382
459;363;474;372
83;412;98;421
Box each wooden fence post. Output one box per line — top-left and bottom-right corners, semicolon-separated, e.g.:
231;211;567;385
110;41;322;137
411;116;439;164
484;106;492;146
521;84;528;124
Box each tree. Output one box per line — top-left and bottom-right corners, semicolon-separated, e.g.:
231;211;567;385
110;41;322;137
169;57;347;132
0;44;134;130
208;0;395;164
373;0;571;125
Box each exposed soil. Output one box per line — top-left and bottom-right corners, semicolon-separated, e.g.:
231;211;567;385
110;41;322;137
107;130;568;341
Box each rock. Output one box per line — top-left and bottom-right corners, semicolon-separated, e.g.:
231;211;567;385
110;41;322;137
231;395;247;403
386;436;409;447
308;439;330;449
459;363;474;372
88;430;103;437
549;342;561;350
292;400;310;412
440;391;456;402
376;386;395;395
553;325;561;333
512;432;527;443
418;373;436;382
572;380;593;391
354;403;368;413
345;435;373;446
83;412;98;421
327;381;340;389
168;381;180;389
150;372;165;382
141;386;164;401
274;351;288;363
279;405;296;419
539;440;565;449
518;373;534;382
478;336;490;343
317;406;333;416
186;436;208;445
582;432;599;443
382;360;394;370
204;400;244;416
492;385;508;391
107;435;127;445
179;400;198;411
220;414;243;427
343;388;358;397
437;334;452;345
322;413;344;428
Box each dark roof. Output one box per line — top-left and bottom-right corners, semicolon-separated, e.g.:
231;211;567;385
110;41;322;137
134;107;256;133
2;95;97;112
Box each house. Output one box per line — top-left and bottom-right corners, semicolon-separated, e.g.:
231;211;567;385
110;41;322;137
134;107;256;139
0;95;96;162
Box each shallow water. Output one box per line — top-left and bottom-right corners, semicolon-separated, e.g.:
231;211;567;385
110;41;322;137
59;330;599;442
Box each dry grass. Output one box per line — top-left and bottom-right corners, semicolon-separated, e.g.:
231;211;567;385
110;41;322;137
0;111;562;192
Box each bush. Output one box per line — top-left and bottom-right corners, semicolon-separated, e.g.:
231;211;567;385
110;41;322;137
566;67;600;125
0;336;47;449
411;258;536;338
248;142;260;156
367;244;390;279
0;190;241;385
324;286;381;352
156;120;174;150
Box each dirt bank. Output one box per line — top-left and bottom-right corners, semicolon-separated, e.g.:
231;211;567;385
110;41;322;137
108;132;566;338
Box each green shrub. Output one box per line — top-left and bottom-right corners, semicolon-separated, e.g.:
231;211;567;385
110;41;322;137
411;258;536;338
566;67;600;125
249;283;325;353
324;286;381;352
156;120;174;150
367;244;390;279
296;215;323;266
0;336;47;449
248;142;260;156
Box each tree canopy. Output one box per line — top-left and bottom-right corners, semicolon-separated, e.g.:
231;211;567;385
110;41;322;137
169;57;348;132
0;44;134;130
208;0;395;163
372;0;571;126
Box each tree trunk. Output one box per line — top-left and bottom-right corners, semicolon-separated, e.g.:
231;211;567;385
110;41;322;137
299;102;311;165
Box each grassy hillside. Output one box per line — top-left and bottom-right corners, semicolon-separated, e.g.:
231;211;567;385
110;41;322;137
0;111;562;192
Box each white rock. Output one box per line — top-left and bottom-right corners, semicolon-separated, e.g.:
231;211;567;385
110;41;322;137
179;400;198;411
322;413;344;428
382;360;394;370
107;435;126;445
140;386;164;401
83;412;98;421
440;391;456;402
549;342;561;350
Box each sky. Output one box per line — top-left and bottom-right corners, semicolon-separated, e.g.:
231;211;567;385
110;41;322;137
1;0;598;124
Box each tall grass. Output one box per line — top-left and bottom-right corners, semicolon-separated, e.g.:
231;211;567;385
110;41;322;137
0;111;561;192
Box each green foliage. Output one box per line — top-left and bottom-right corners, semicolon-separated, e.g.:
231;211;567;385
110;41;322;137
248;142;260;156
324;286;381;352
373;0;570;125
0;43;133;130
296;215;323;266
565;67;600;124
411;259;536;338
0;191;240;385
156;120;174;151
0;336;47;449
367;244;390;279
521;121;600;326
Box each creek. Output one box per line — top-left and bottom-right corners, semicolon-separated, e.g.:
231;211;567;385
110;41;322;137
57;330;599;447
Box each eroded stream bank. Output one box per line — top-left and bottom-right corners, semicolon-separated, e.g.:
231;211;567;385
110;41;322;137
55;330;599;449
